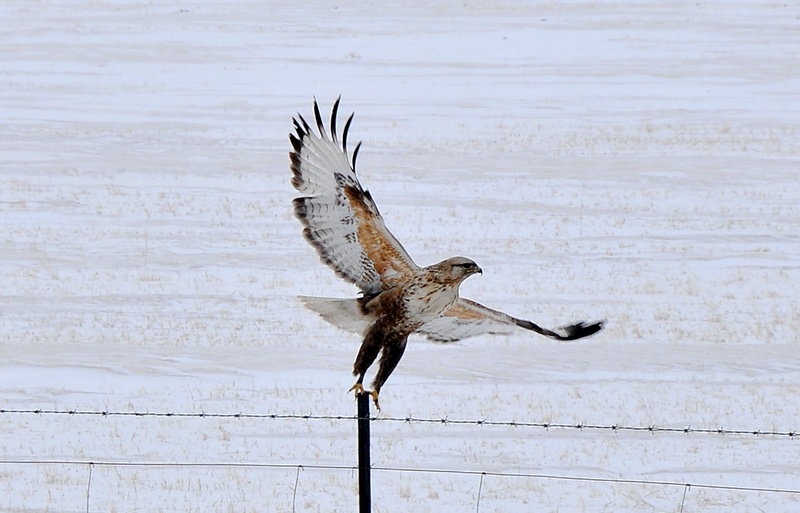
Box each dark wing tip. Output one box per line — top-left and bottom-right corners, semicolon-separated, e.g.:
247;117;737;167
292;196;308;217
293;98;360;169
330;96;341;142
512;315;604;341
313;98;326;137
559;320;604;340
351;141;362;171
289;133;303;153
342;112;355;152
296;113;312;134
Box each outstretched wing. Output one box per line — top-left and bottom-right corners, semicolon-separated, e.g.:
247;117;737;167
291;98;419;296
419;298;604;343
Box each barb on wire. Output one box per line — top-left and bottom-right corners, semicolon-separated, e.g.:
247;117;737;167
0;408;796;439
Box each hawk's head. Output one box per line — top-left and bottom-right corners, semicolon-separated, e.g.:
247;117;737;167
429;256;482;284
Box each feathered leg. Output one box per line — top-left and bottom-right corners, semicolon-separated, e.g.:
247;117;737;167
350;322;383;398
369;335;408;411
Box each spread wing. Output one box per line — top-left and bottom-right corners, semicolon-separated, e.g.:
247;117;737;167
419;298;604;343
290;98;419;296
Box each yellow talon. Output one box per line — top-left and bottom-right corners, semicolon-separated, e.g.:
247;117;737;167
348;383;381;411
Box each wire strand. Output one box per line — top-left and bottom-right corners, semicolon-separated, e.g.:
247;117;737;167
2;459;798;497
1;408;796;439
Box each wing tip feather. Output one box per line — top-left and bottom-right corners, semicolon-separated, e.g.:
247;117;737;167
289;133;303;152
313;98;326;138
352;141;362;170
290;98;362;190
330;96;341;142
561;319;605;340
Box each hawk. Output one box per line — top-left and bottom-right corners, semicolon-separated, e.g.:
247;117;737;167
290;99;603;409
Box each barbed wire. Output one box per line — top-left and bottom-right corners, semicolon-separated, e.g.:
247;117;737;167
387;415;799;437
0;408;353;421
1;408;796;439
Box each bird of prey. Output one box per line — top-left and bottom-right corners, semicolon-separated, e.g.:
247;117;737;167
290;98;603;409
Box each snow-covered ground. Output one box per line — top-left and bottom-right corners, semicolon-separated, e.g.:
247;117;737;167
2;1;799;511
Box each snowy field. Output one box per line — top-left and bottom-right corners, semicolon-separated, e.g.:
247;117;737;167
2;1;800;511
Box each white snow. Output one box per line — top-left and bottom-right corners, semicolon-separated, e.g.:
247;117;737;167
2;1;799;512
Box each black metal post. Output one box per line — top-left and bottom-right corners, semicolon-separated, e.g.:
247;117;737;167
357;392;371;513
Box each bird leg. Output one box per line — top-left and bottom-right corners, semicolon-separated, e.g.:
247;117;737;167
370;338;407;403
350;325;407;412
349;382;365;395
348;382;381;411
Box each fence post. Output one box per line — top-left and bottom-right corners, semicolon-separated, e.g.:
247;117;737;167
357;392;371;513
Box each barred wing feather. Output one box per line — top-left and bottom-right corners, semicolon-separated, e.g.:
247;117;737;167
421;298;604;343
290;99;419;296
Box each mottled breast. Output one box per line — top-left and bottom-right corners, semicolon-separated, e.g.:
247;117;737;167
402;279;460;327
